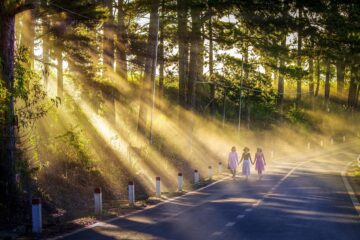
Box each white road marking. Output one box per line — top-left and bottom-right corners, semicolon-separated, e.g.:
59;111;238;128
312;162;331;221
245;208;253;212
237;214;245;219
225;222;235;227
341;162;360;216
253;200;262;207
212;231;223;236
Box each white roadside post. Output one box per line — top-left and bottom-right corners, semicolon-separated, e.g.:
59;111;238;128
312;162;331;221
128;181;135;205
307;142;311;150
343;136;346;142
218;162;223;174
94;187;102;215
320;140;324;147
155;177;161;198
331;138;334;145
178;173;183;192
208;166;213;180
32;198;42;234
271;151;274;159
194;170;199;184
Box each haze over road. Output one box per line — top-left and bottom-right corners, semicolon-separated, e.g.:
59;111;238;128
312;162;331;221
57;143;360;240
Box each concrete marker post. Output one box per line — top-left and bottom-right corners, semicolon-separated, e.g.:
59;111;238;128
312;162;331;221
331;138;334;145
155;177;161;198
178;173;183;192
218;162;223;174
94;187;102;215
271;151;274;159
208;166;213;179
320;140;324;147
32;198;42;234
194;170;199;184
128;181;135;205
307;142;311;150
343;136;346;143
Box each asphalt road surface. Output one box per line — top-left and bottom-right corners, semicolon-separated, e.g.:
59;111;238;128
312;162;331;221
58;143;360;240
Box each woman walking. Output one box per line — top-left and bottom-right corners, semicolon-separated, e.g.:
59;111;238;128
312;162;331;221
254;147;266;180
240;147;252;180
228;146;239;178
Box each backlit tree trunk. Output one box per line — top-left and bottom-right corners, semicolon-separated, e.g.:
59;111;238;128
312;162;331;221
137;0;160;136
324;59;330;102
309;55;314;96
188;5;201;111
296;6;302;105
177;0;188;111
103;0;115;123
43;27;50;90
348;63;358;108
116;0;127;82
56;48;63;99
336;59;345;98
158;0;165;98
22;10;35;68
115;0;128;123
315;55;321;97
0;10;17;219
209;16;216;116
277;35;286;112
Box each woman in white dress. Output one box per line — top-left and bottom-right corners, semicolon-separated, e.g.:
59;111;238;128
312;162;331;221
228;146;239;178
240;147;253;180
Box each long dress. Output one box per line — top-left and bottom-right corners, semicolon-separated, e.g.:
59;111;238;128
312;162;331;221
242;153;251;176
255;153;265;173
228;152;238;171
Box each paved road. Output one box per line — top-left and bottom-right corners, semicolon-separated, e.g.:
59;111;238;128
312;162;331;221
59;144;360;240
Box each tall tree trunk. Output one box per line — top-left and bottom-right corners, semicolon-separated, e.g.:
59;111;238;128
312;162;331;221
243;43;249;85
56;48;63;99
43;29;50;90
277;35;286;112
243;42;251;123
315;55;320;97
336;58;345;98
103;0;115;73
324;59;330;102
22;10;35;68
137;0;160;136
0;12;17;219
116;0;127;82
103;0;115;123
309;55;314;96
356;84;360;108
177;0;188;111
247;104;251;129
115;0;127;124
158;0;165;97
195;22;205;110
348;63;358;108
187;5;201;111
209;17;216;116
296;6;302;104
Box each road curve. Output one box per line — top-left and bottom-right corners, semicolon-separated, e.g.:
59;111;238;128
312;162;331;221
56;143;360;240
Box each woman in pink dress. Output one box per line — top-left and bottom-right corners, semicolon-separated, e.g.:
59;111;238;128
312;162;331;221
228;146;239;178
254;147;266;180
